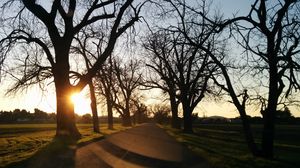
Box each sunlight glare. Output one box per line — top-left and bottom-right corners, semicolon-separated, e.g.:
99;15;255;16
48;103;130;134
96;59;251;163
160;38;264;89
71;93;80;104
70;92;91;115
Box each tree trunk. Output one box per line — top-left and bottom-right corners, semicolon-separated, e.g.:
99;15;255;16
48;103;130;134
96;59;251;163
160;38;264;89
182;102;193;133
261;108;276;158
55;79;81;139
107;98;114;129
137;111;141;124
170;94;180;129
261;63;278;159
52;39;81;139
239;109;260;156
89;82;99;133
132;113;137;125
122;113;131;126
215;60;260;157
122;98;132;126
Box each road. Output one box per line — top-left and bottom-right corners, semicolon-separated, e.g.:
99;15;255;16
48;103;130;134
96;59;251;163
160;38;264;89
75;123;207;168
17;123;209;168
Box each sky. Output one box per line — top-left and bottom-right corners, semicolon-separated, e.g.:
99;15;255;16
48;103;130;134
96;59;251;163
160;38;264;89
0;0;298;118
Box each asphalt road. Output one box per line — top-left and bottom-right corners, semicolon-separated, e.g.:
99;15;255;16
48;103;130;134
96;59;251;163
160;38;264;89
75;123;208;168
15;123;208;168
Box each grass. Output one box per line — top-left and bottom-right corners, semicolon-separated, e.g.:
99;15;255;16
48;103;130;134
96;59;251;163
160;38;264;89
162;124;300;168
0;123;129;167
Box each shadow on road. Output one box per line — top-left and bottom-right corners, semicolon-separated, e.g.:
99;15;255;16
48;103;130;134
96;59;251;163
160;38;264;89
5;124;208;168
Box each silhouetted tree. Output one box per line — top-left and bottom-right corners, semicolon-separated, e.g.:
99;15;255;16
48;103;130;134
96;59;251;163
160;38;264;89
34;108;48;120
151;104;170;124
222;0;300;158
0;108;56;123
12;109;31;121
48;113;57;122
81;113;93;124
0;0;143;139
276;107;294;120
132;97;148;124
180;0;300;158
94;55;116;130
144;13;219;133
112;59;143;126
0;111;13;123
143;31;181;129
72;29;103;133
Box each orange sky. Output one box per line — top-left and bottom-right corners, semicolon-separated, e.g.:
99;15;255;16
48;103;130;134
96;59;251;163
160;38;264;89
1;83;299;118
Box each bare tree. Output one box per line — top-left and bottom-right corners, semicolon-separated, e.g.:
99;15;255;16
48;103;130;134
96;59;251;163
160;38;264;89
226;0;300;158
143;31;181;129
0;0;143;139
178;0;300;158
131;97;148;124
88;81;99;132
71;29;103;133
94;55;116;130
112;58;143;126
150;103;171;124
144;30;217;133
144;0;220;133
162;0;260;157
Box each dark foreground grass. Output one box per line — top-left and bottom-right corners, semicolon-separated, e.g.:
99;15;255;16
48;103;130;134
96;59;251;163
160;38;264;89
0;123;129;167
162;124;300;168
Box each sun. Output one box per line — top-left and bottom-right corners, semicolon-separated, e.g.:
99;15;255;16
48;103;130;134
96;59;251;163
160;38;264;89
71;93;81;104
70;92;91;115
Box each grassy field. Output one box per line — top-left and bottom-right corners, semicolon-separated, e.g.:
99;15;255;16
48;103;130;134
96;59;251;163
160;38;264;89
0;123;129;167
163;124;300;168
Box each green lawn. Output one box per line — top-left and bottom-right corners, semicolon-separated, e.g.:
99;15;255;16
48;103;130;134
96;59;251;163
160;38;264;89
0;123;129;167
162;124;300;168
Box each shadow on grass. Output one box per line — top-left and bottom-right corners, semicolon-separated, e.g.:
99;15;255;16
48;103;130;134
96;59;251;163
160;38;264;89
5;137;78;168
175;130;298;168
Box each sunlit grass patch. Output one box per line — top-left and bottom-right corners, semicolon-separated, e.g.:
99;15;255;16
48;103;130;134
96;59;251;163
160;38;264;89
0;123;129;167
0;130;55;167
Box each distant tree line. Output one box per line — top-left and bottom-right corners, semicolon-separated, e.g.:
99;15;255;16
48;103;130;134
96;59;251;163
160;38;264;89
75;109;150;125
0;108;56;123
0;107;151;124
238;107;300;125
191;107;300;125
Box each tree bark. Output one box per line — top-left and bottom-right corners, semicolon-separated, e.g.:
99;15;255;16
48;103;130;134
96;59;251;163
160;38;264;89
170;93;180;129
239;108;260;156
89;82;99;133
122;96;132;126
107;97;114;129
183;113;193;133
122;112;131;126
53;39;82;139
261;62;278;158
209;55;260;156
55;78;81;139
261;108;276;158
137;111;141;124
182;102;193;133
